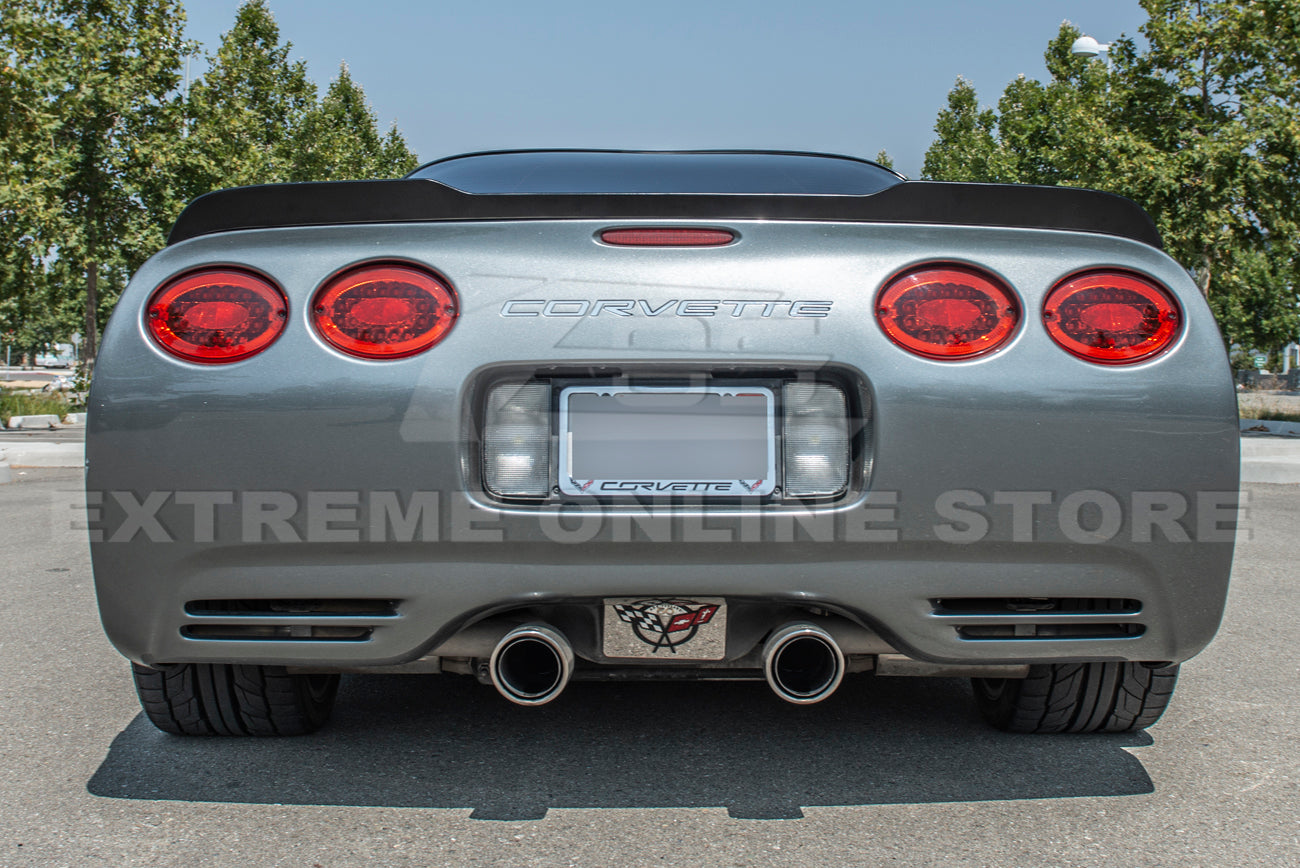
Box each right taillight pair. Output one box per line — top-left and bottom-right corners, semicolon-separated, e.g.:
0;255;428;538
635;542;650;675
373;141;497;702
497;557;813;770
146;262;458;364
875;264;1181;364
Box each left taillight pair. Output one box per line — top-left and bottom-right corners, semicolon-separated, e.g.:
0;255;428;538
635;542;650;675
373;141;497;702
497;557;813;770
146;263;458;363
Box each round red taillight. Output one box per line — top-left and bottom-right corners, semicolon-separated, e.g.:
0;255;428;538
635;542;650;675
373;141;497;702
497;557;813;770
1043;270;1181;364
875;265;1020;359
147;268;287;363
312;263;458;359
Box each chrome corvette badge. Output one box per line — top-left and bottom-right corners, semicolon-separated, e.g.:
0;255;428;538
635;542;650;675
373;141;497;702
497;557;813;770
602;597;727;660
501;299;833;318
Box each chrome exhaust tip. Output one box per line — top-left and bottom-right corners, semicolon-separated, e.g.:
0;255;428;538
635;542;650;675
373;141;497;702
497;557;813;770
762;622;845;705
489;624;575;706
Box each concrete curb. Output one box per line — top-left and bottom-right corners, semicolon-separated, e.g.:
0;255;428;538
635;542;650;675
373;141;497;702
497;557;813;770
5;414;62;430
1240;418;1300;437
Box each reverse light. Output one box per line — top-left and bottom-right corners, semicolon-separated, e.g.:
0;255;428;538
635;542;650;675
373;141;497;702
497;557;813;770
312;263;458;359
782;383;850;498
483;382;552;498
147;268;287;363
1043;270;1181;364
876;265;1019;359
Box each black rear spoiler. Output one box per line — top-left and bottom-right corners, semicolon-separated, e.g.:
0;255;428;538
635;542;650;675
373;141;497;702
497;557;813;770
167;178;1162;249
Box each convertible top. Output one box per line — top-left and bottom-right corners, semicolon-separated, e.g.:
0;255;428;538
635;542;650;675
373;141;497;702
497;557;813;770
167;150;1162;248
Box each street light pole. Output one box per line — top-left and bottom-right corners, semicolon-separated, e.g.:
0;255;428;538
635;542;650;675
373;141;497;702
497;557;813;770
1070;35;1113;70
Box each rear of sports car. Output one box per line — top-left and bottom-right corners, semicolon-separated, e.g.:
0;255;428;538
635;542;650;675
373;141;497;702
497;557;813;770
86;151;1239;736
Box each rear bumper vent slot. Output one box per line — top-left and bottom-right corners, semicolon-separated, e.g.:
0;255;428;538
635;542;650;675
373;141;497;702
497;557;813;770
182;598;399;642
931;597;1144;642
182;624;373;641
956;623;1146;640
932;597;1141;616
185;598;400;617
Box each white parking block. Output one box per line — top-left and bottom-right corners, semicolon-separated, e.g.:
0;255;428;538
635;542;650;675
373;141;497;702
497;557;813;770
5;414;62;429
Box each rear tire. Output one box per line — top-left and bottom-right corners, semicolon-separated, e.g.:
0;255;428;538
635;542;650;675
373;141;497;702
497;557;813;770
132;663;339;736
972;661;1178;733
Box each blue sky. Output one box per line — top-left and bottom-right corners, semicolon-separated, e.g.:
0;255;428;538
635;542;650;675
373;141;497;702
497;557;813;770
181;0;1150;178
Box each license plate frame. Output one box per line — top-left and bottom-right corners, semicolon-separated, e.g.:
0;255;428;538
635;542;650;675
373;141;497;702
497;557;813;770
602;597;728;660
558;385;775;498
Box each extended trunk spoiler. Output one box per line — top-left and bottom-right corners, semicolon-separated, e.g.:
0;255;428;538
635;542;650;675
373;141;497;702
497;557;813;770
168;179;1162;249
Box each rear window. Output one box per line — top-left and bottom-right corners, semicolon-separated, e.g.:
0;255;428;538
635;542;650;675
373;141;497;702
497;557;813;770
407;151;902;195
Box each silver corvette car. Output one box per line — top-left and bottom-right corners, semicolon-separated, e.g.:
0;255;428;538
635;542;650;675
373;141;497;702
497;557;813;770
87;150;1239;736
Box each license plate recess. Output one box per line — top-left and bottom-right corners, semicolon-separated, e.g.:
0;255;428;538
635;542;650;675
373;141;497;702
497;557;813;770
558;386;775;497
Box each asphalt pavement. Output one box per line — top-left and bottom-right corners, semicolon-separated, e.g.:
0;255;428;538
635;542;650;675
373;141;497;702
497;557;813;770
0;469;1297;867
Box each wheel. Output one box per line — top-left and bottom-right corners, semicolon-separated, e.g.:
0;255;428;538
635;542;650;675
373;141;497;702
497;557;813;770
972;661;1178;733
131;662;339;736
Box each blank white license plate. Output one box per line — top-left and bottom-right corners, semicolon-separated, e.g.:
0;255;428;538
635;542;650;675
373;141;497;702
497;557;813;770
558;386;775;497
603;597;727;660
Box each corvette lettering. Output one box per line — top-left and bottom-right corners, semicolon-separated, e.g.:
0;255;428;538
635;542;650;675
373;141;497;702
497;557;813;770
598;481;738;492
501;299;833;317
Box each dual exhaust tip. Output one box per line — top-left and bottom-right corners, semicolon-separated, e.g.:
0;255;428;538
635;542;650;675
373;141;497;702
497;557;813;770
487;621;845;707
761;622;846;705
489;624;575;706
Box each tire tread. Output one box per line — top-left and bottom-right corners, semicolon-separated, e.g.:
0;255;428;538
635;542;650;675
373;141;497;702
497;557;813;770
132;662;338;736
974;661;1179;734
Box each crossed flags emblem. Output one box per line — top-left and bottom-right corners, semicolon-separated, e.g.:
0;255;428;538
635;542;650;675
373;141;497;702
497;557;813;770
614;601;719;653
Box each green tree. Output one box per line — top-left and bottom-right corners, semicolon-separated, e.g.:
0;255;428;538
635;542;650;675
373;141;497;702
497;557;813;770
1;6;70;362
922;27;1116;187
183;4;417;190
1;0;189;371
3;0;424;374
921;4;1300;353
921;77;1003;182
0;288;77;366
1211;247;1300;356
379;122;419;177
293;63;417;181
181;0;316;199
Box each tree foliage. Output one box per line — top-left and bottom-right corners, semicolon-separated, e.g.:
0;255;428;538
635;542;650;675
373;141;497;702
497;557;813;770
292;63;418;181
2;0;190;368
921;78;1002;182
1;0;420;370
183;2;417;189
922;1;1300;354
181;0;316;199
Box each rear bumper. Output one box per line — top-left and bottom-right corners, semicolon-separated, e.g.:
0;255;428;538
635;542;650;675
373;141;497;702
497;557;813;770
86;360;1239;670
86;219;1240;671
88;482;1236;668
